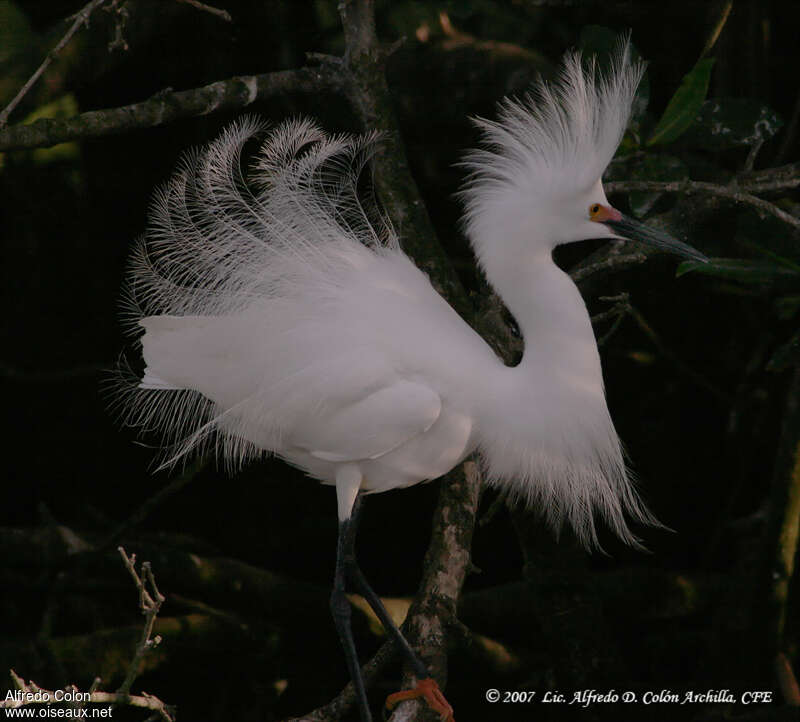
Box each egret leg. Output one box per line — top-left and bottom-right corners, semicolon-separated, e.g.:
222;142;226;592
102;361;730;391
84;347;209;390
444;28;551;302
338;497;455;722
330;494;372;722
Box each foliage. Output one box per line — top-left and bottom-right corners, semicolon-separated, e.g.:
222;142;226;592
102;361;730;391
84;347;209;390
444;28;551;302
647;57;715;146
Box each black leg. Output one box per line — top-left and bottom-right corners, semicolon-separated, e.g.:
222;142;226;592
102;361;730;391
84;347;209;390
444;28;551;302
330;496;372;722
346;564;430;681
339;497;431;682
332;494;453;722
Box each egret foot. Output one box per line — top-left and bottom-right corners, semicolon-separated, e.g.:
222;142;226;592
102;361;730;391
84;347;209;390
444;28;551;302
384;677;455;722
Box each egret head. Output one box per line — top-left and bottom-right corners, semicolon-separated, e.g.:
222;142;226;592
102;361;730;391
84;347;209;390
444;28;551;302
573;180;708;263
462;37;707;270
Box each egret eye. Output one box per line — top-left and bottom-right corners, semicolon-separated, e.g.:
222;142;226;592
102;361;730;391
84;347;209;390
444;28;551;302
589;203;601;218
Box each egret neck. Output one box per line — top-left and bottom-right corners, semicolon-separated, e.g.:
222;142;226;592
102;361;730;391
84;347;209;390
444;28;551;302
482;240;604;390
476;243;634;547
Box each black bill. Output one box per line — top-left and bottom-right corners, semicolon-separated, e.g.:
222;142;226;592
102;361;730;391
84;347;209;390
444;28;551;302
606;214;709;264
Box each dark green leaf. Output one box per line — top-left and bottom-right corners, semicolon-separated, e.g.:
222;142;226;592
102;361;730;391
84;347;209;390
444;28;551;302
647;58;715;146
676;257;799;283
738;238;800;272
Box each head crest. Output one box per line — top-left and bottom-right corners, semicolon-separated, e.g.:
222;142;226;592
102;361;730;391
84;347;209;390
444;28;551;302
462;37;645;244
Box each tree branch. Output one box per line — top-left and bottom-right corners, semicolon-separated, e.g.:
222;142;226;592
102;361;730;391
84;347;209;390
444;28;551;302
388;463;481;721
736;161;800;193
334;0;470;317
0;67;344;152
605;179;800;230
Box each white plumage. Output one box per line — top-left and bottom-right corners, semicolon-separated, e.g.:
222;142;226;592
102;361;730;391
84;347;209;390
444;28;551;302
118;40;675;548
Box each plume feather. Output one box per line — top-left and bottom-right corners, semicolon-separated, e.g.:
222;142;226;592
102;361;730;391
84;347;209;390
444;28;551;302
113;117;396;470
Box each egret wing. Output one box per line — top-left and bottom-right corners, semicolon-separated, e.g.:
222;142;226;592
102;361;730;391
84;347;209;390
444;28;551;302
290;380;442;462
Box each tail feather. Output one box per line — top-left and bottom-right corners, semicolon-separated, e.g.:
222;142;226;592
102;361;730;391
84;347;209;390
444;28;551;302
139;370;178;390
115;116;398;470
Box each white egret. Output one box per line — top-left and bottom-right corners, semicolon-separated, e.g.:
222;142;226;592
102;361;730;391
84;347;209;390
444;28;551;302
117;39;706;722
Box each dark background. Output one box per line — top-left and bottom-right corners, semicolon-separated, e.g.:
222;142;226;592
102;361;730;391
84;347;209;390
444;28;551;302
1;1;798;720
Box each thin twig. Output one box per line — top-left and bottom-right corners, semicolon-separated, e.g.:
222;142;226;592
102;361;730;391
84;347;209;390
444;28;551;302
735;161;800;193
116;547;166;697
105;0;130;52
592;293;632;348
743;138;764;173
627;304;731;403
175;0;232;22
570;243;648;285
605;179;800;230
0;0;110;128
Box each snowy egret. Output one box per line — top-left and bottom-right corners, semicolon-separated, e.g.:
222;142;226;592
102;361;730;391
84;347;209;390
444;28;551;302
117;40;706;722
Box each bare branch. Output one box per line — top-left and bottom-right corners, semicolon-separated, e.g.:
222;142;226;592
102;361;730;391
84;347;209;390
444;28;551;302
571;243;648;286
0;0;111;128
605;179;800;230
106;0;130;52
175;0;232;22
0;67;345;152
736;161;800;193
3;546;174;722
117;547;166;697
0;672;174;719
339;0;378;65
388;462;481;720
592;293;631;348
